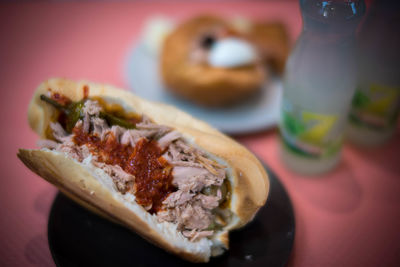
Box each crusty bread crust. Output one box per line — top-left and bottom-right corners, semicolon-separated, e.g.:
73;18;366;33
160;16;266;107
18;149;212;262
20;78;269;261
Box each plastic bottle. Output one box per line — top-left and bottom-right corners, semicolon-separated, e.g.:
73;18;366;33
346;0;400;146
279;0;365;175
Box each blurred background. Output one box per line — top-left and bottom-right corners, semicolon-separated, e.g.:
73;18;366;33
0;0;399;266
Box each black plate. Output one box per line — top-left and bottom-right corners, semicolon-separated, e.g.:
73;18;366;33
48;166;295;267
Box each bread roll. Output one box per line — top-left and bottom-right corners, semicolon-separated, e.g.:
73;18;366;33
18;78;269;262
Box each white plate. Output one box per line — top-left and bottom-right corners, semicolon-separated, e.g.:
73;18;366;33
124;43;282;134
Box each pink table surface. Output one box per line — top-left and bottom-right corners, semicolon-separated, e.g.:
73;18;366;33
0;1;399;266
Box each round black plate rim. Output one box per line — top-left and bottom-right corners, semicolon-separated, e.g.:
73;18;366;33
47;164;295;267
47;195;65;267
265;165;296;267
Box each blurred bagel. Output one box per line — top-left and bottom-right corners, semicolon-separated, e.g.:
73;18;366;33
244;21;290;74
160;16;266;107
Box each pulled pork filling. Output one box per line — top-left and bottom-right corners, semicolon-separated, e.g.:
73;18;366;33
39;98;228;241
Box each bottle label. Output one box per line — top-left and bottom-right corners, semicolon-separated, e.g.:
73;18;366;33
349;84;400;131
280;100;342;158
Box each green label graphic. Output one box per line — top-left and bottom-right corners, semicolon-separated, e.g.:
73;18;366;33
281;102;342;159
349;84;400;130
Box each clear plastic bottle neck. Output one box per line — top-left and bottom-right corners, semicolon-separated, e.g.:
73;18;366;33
300;0;366;35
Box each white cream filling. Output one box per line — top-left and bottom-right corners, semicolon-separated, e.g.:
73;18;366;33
207;37;257;68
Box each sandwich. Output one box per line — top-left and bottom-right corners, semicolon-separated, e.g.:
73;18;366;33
18;78;269;262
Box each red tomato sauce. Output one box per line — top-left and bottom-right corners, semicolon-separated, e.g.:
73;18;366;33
50;92;71;106
72;127;175;214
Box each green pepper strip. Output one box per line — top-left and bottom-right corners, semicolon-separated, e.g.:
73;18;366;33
40;94;136;132
40;95;69;113
99;112;136;129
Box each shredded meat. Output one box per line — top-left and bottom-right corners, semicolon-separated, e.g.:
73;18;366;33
157;130;182;149
157;201;212;231
82;100;102;133
163;190;195;208
50;122;68;141
157;139;225;235
41;99;227;241
92;117;109;139
120;129;142;147
82;99;102;115
92;162;135;193
182;230;214;242
163;141;196;162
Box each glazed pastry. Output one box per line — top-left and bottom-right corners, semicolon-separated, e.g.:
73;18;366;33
243;22;290;74
160;16;266;107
